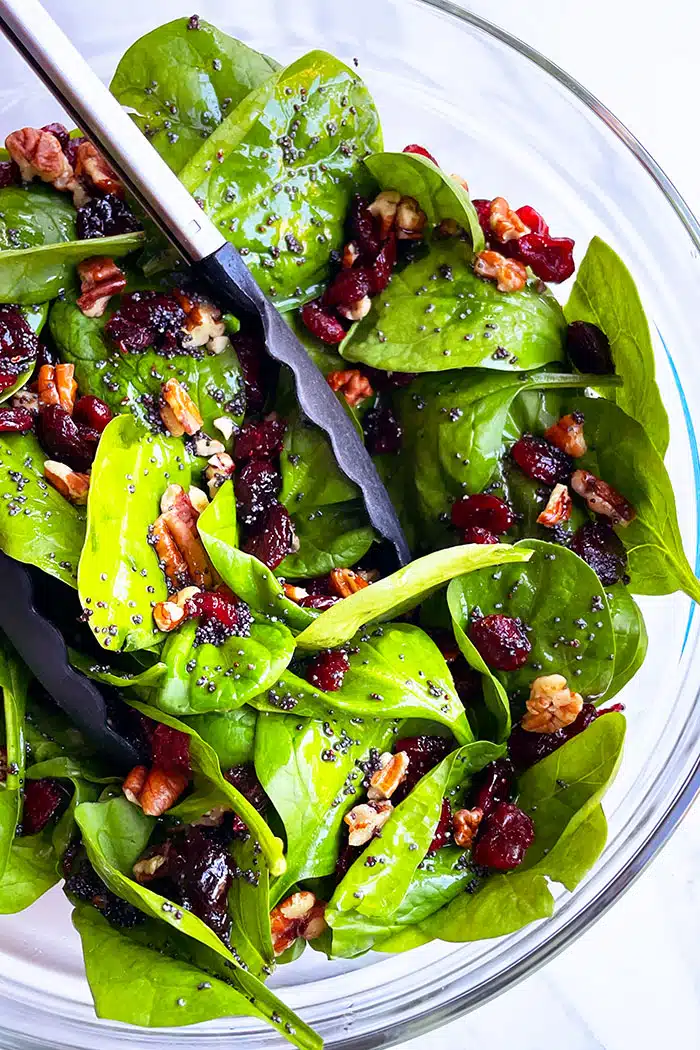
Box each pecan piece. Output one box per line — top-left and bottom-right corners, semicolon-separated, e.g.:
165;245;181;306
474;250;528;293
453;807;484;849
132;852;168;883
5;127;76;191
213;416;236;443
44;461;90;504
138;768;189;817
545;412;587;457
150;516;191;593
367;751;409;801
76;256;127;318
489;196;529;242
328;567;370;598
205;452;235;496
74;141;123;198
337;295;372;321
159;378;203;437
537;483;572;527
123;765;148;804
342;241;360;268
12;388;39;415
283;582;309;602
270;891;326;956
521;674;583;733
368;189;400;239
571;469;636;526
326;369;374;408
193;434;225;458
159;485;214;589
152;586;201;633
344;799;393;846
38;363;78;414
395;195;427;241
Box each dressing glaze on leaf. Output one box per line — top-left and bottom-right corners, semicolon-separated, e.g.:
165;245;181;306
180;50;382;310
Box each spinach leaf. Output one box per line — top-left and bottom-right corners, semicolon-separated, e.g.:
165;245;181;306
154;616;294;715
230;834;275;967
0;431;86;587
49;297;245;434
78;415;189;652
280;409;360;511
68;647;167;691
602;586;647;702
110;17;279;174
180;51;382;311
183;706;257;767
447;539;615;701
0;183;75;251
565;236;669;456
295;543;533;650
0;304;49;405
448;592;511;742
364;151;484;250
0;830;58;913
278;501;374;579
0;638;29;880
340;238;566;373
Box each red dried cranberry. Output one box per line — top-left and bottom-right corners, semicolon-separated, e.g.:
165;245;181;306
509;702;599;771
517;233;575;283
566;320;614;375
184;591;253;639
297;593;340;610
64;135;86;170
429;798;453;851
76;193;141;240
348;194;382;256
41;122;70;150
299;298;347;345
230;332;268;413
463;526;499;544
570;521;629;586
336;840;361;880
0;161;19;188
0;305;40;393
393;735;452;801
323;267;371;308
469;613;532;672
73;395;113;434
243;503;296;570
472;199;492;240
599;702;625;714
21;778;67;835
362;365;416;391
516;205;549;237
234;458;281;527
0;407;33;433
402;144;439;166
151;723;192;777
225;763;269;835
511;433;572;486
368;234;397;295
451;493;514;534
306;649;350;691
37;405;98;472
105;291;186;356
233;417;286;461
472;758;515;816
147;825;235;938
33;343;56;375
473;801;534;870
364;402;402;455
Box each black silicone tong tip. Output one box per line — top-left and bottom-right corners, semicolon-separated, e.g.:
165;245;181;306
0;551;139;769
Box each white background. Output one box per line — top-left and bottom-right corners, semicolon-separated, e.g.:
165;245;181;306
404;1;700;1048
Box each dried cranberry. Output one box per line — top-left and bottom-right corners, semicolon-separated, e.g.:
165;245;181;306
243;503;296;570
224;764;269;814
21;778;67;835
75;193;142;240
451;493;514;534
570;520;628;586
323;267;371;308
0;407;33;433
403;144;439;166
368;234;397;295
517;234;575;283
297;593;340;611
73;395;113;434
469;613;532;672
151;723;192;777
336;840;361;880
306;648;350;692
463;526;499;544
509;702;599;771
472;758;515;816
231;331;267;413
234;417;286;461
33;343;56;374
429;798;453;851
185;591;253;640
364;402;402;455
299;298;347;345
472;199;492;240
511;434;572;486
0;161;18;188
393;735;452;801
234;458;280;526
473;801;534;870
517;205;549;237
599;702;625;714
348;194;382;256
152;825;235;939
0;305;40;393
64;135;85;170
566;320;614;375
362;365;416;391
37;404;98;472
105;291;186;356
41;122;70;150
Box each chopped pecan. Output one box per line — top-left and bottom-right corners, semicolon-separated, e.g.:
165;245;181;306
6;127;76;191
176;292;227;349
213;416;236;443
368;189;400;238
11;388;39;415
329;567;370;598
342;241;360;268
150;516;190;593
160;378;203;437
159;485;215;589
44;460;90;504
193;434;225;458
205;452;235;496
453;807;484;849
138;768;189;817
545;412;587;457
38;363;77;414
122;765;148;804
367;751;409;801
283;582;309;602
489;196;529;242
37;364;59;408
521;674;583;733
474;250;528;293
132;852;168;883
74;140;123;198
270;891;326;956
337;295;372;321
76;256;127;318
571;469;636;526
188;486;210;515
344;799;393;846
152;599;186;633
327;369;374;408
395;195;427;240
537;483;572;527
437;217;460;238
304;902;328;941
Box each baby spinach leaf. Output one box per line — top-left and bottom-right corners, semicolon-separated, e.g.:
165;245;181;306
447;592;511;742
364;151;484;250
78;415;190;652
0;638;29;880
278;501;374;579
602;586;647;702
0;830;58;913
295;543;533;650
110;17;280;174
49;297;245;434
180;51;382;311
183;706;257;768
0;431;86;587
0;183;76;251
340;238;566;373
68;647;167;691
448;539;615;701
280;409;360;511
565;236;669;457
230;833;275;967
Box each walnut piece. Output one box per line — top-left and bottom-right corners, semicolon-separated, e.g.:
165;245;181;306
152;586;201;632
367;751;409;801
395;195;427;240
76;256;127;318
122;765;188;816
188;486;210;516
74;140;123;197
344;799;393;846
453;807;484;849
537;483;572;527
337;295;372;321
213;416;236;442
489;196;529;242
329;567;370;598
160;378;203;437
521;674;583;734
193;434;226;458
545;412;587;458
44;461;90;504
473;250;528;293
158;485;215;589
6;127;76;191
270;891;327;956
368;190;400;238
176;292;227;349
205;452;235;496
327;369;374;408
132;853;167;883
571;469;636;526
11;389;39;415
342;241;360;268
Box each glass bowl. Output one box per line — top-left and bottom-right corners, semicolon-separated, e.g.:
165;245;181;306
1;1;699;1047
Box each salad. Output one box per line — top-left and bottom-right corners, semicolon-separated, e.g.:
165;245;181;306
0;15;697;1048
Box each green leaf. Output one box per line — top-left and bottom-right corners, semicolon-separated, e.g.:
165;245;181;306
0;183;76;251
78;415;190;651
279;501;374;579
182;706;257;768
0;830;58;913
340;238;566;373
565;236;669;456
0;638;29;879
447;589;511;742
0;431;86;587
110;16;280;174
230;834;275;966
364;151;484;250
602;585;647;702
280;409;360;511
295;543;533;650
180;51;382;311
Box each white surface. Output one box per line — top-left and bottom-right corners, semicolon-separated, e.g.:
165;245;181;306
406;2;700;1048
